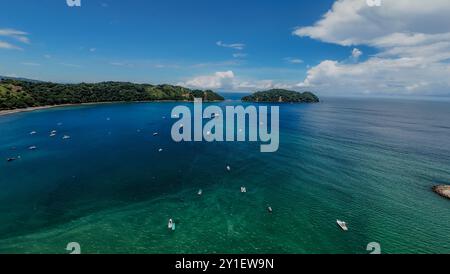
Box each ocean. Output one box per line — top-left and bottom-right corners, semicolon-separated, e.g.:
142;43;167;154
0;96;449;254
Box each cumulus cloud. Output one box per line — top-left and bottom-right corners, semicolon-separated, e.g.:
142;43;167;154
216;41;245;50
181;71;236;90
180;70;297;91
351;48;362;59
294;0;450;96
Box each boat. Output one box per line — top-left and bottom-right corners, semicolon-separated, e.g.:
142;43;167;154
226;165;231;171
267;206;273;213
153;132;159;136
51;130;57;134
337;220;348;231
7;158;16;162
172;222;176;231
62;135;71;140
241;187;247;193
168;219;173;229
198;189;203;196
29;146;37;150
50;133;56;137
30;131;37;135
158;148;163;152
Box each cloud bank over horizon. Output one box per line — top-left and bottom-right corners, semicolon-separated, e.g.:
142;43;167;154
293;0;450;96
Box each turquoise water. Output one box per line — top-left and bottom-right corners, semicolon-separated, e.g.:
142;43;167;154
0;97;449;254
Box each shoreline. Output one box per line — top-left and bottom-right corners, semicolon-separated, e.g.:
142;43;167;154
433;185;450;200
0;100;224;117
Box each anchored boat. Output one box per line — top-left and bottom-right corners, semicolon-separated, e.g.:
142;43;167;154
337;220;348;231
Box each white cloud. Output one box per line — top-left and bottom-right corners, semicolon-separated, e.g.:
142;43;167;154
351;48;362;59
284;57;304;64
0;41;22;50
233;53;248;58
181;71;235;90
60;63;82;68
216;41;245;50
0;28;30;47
294;0;450;96
21;62;41;66
180;70;298;91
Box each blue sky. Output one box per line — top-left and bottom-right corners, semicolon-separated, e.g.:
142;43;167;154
1;0;450;96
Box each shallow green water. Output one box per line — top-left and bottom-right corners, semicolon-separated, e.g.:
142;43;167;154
0;97;449;254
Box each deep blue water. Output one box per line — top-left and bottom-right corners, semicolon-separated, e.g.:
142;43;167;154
0;96;449;254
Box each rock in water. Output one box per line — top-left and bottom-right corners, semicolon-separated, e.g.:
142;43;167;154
433;185;450;200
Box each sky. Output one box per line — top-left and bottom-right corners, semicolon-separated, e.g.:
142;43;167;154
1;0;450;97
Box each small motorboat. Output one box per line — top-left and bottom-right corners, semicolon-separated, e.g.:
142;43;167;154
158;148;163;152
30;131;37;135
337;220;348;231
62;135;71;140
226;165;231;171
267;206;273;213
29;146;37;150
153;132;159;136
241;187;247;193
50;133;56;137
7;158;16;162
168;219;176;231
198;189;203;196
51;130;57;134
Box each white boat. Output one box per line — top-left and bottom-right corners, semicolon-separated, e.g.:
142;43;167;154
51;130;57;134
267;206;273;213
62;135;71;140
153;132;159;136
168;219;173;229
241;187;247;193
50;133;56;137
198;189;203;196
158;148;163;152
30;131;37;135
226;165;231;171
29;146;37;150
337;220;348;231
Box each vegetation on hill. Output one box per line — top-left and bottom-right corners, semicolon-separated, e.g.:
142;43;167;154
242;89;319;103
0;80;224;110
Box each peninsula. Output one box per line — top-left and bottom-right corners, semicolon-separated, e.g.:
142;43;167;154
242;89;319;103
0;79;224;111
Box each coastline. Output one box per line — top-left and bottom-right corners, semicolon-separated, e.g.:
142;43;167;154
0;99;224;117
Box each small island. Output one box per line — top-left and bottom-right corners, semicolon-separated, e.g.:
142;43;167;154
433;185;450;200
0;79;224;111
242;89;319;103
